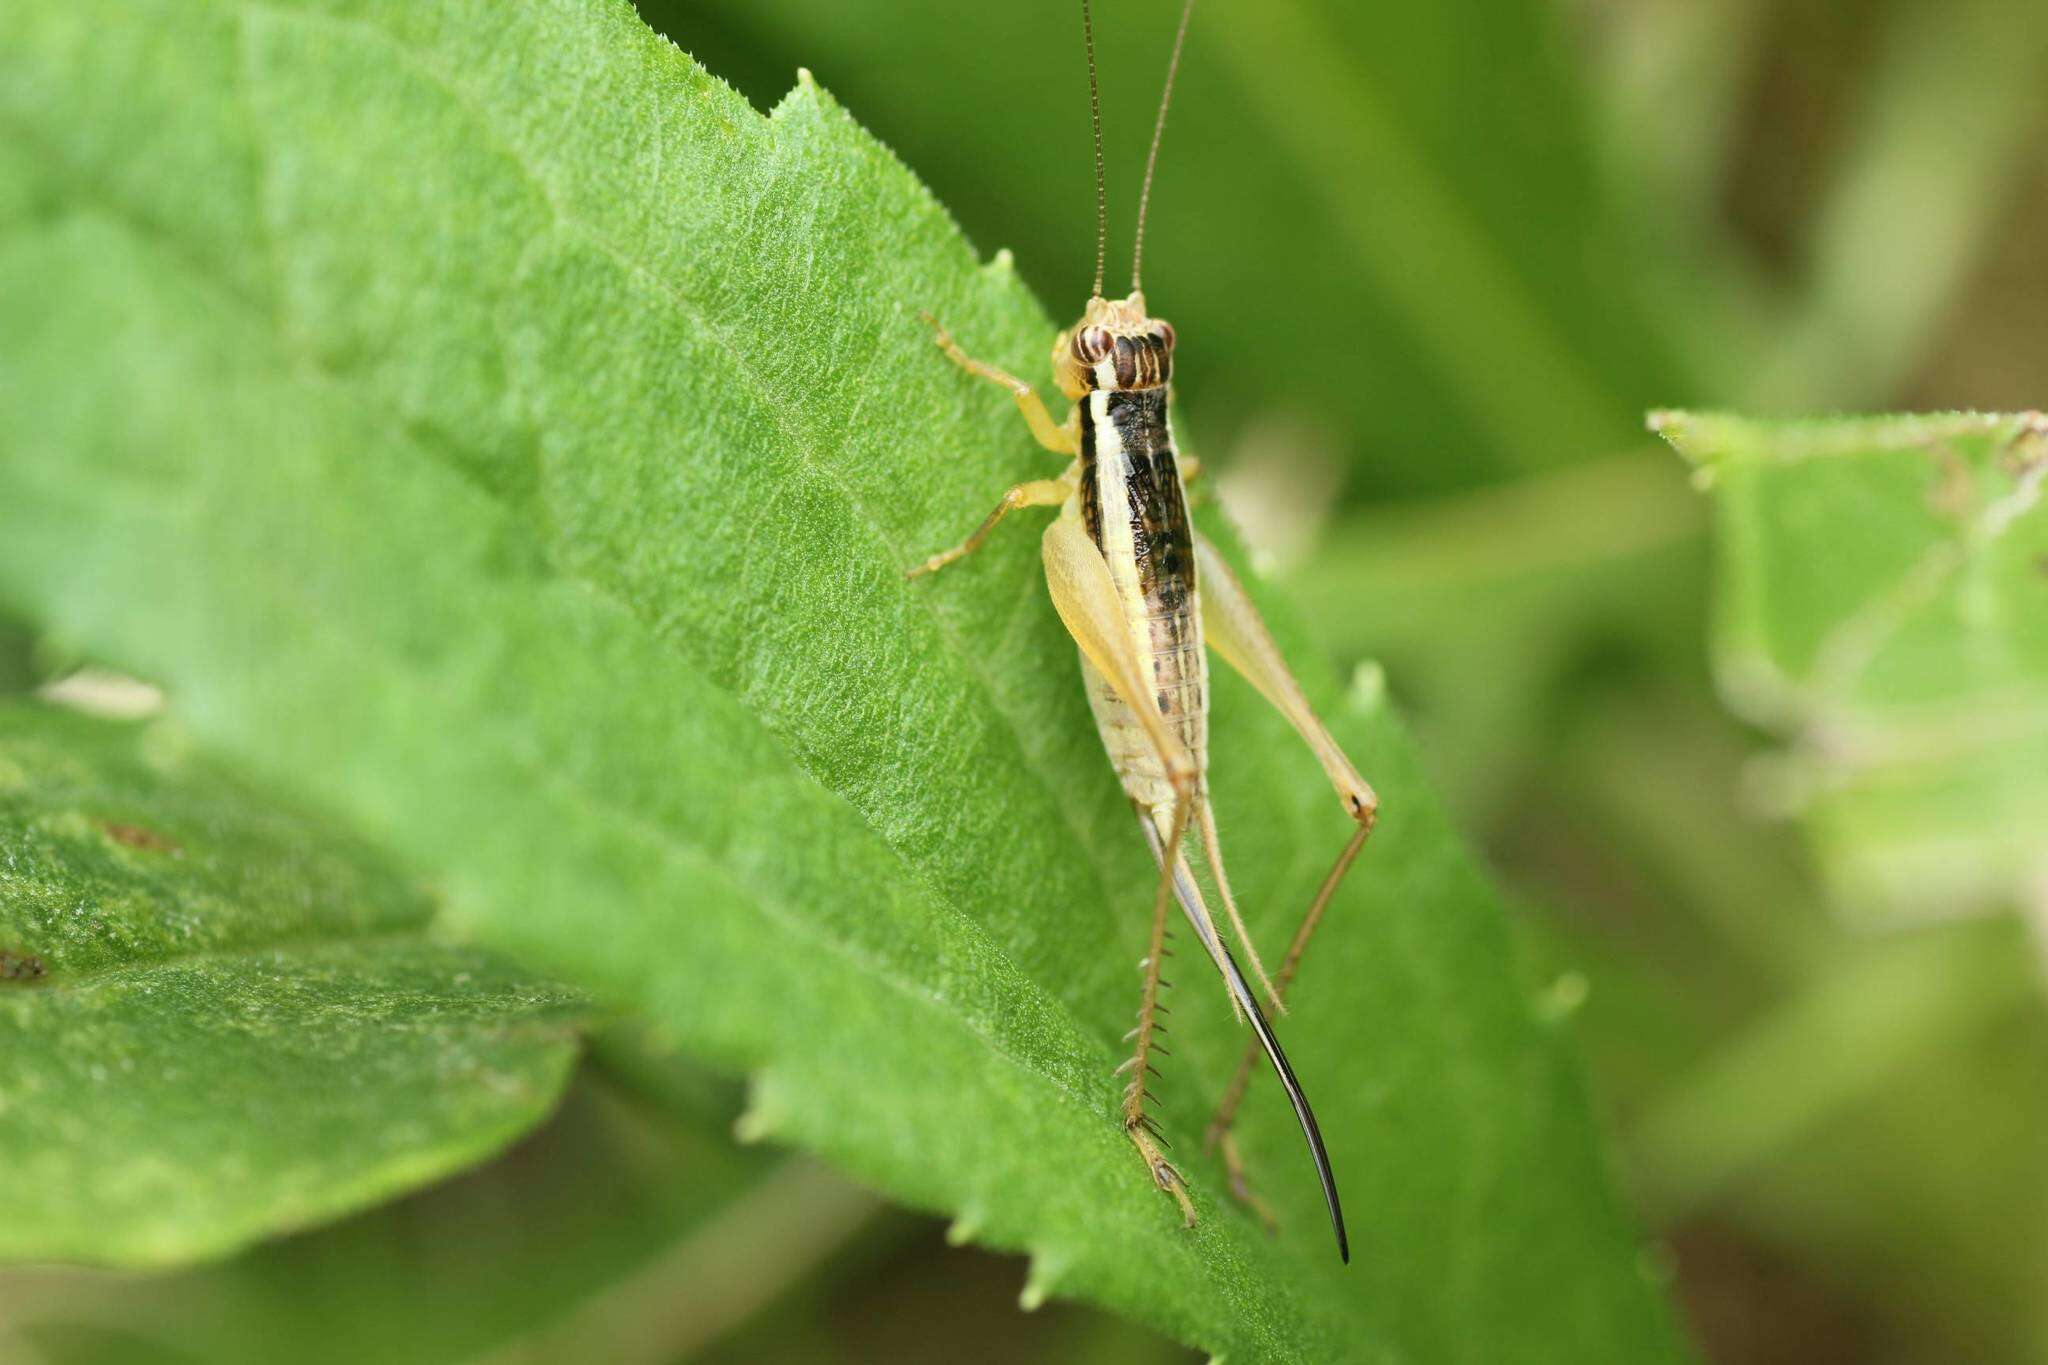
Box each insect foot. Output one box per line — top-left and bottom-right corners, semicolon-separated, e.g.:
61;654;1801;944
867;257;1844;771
1206;1125;1280;1236
1126;1117;1196;1227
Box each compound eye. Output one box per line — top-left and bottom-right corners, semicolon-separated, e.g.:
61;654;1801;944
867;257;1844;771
1155;321;1176;352
1074;326;1114;363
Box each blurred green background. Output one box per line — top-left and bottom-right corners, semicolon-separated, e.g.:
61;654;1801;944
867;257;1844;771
6;0;2047;1361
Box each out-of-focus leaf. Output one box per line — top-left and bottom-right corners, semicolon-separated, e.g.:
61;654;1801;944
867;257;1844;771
0;703;582;1267
1709;927;2048;1365
1531;684;2048;1364
1279;453;1707;816
0;1058;873;1365
1629;410;2048;1361
1754;0;2048;410
1655;411;2048;926
11;1038;1167;1365
0;3;1678;1359
0;620;33;695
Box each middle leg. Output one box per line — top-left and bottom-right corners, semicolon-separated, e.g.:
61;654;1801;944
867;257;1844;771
906;475;1071;580
1041;517;1205;1225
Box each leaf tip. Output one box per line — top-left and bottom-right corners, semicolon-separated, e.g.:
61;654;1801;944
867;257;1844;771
771;67;832;124
944;1204;985;1246
1345;660;1387;716
38;667;166;722
1532;970;1588;1025
1647;409;1727;486
733;1075;783;1144
1018;1250;1070;1311
1646;409;1702;458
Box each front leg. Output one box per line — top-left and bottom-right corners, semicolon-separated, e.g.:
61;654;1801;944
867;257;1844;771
920;311;1077;455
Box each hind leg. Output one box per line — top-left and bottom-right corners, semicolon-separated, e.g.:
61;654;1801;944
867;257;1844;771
1194;533;1378;1219
1117;815;1195;1226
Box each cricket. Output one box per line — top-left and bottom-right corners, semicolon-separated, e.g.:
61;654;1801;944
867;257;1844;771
906;0;1378;1262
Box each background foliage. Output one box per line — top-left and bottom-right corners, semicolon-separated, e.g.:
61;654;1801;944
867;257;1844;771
4;0;2048;1361
0;703;584;1267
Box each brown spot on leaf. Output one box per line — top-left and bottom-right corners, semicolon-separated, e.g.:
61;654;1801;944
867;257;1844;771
0;950;47;982
99;821;183;855
1925;443;1975;521
2000;420;2048;480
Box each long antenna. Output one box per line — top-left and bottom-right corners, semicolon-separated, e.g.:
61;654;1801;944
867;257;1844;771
1082;0;1109;299
1131;0;1193;294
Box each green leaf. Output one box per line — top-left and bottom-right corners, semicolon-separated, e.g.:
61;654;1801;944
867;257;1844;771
1655;410;2048;924
1751;0;2048;409
3;1055;889;1365
0;702;583;1267
0;3;1678;1358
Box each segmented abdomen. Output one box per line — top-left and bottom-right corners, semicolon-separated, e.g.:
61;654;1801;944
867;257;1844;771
1078;388;1206;814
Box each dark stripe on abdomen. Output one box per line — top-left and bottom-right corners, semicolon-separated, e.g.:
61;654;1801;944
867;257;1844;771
1079;392;1102;550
